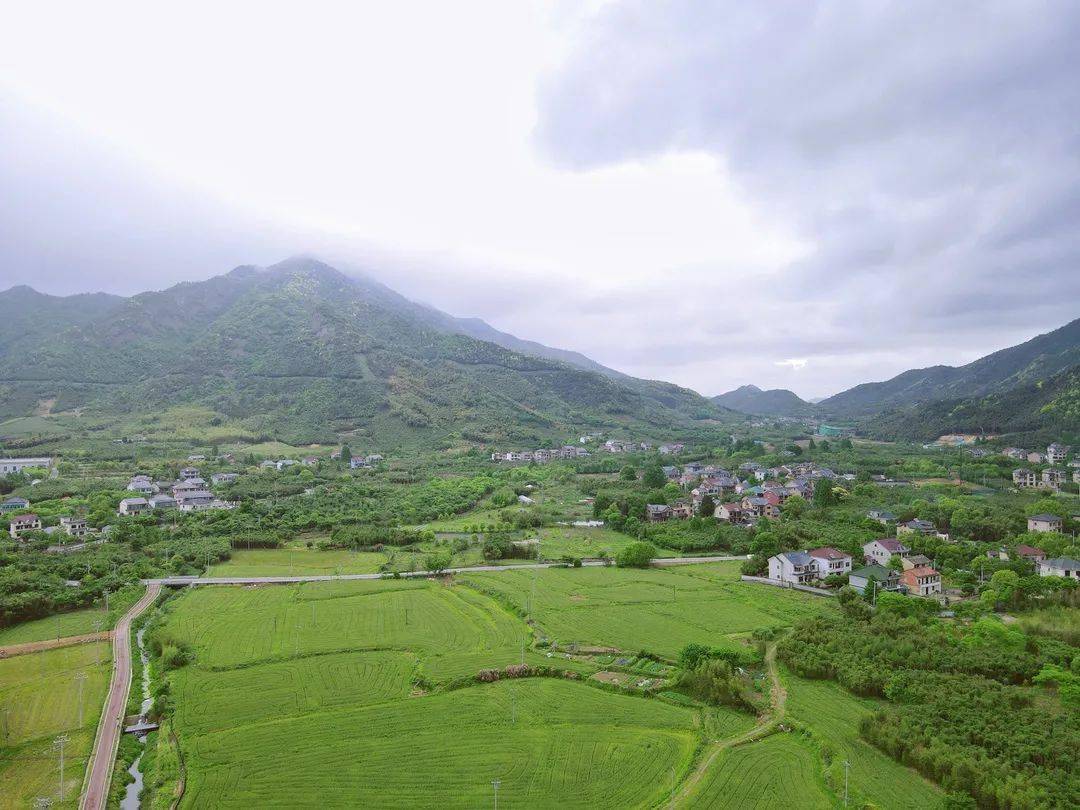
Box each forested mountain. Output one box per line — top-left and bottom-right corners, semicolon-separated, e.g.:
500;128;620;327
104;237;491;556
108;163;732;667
863;365;1080;443
821;318;1080;415
0;259;730;445
712;385;814;417
0;285;124;359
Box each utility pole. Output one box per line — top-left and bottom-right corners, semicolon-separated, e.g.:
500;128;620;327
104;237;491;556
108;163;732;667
491;779;501;810
53;734;69;800
56;614;61;642
104;590;110;615
1;707;10;742
92;621;103;665
75;672;88;726
843;759;850;806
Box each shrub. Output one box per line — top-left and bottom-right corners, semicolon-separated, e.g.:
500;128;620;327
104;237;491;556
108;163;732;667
615;541;655;568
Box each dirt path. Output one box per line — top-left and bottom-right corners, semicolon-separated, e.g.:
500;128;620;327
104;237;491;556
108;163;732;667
80;582;161;810
669;642;786;807
0;631;111;658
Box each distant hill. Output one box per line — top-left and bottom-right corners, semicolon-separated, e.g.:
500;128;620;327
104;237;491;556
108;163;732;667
713;385;814;417
821;317;1080;416
863;365;1080;443
0;258;731;446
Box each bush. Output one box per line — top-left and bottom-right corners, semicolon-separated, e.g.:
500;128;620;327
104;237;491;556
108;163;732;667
615;541;655;568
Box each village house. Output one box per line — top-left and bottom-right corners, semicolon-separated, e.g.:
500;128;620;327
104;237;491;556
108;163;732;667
863;538;910;566
59;515;88;538
659;443;684;455
1026;451;1046;464
741;496;775;519
715;502;743;523
1041;469;1065;489
645;504;672;523
1012;469;1037;488
848;564;902;596
671;500;694;520
767;551;818;585
662;466;680;480
1001;447;1027;460
187;454;206;462
1027;514;1063;533
118;497;150;516
900;565;942;596
276;459;299;470
172;480;200;496
901;553;933;570
127;476;155;495
211;472;239;485
1047;443;1069;465
8;513;41;538
1015;544;1046;563
302;456;319;467
1;496;30;512
807;547;852;578
897;519;936;536
179;466;201;480
176;490;214;511
867;509;897;525
0;457;53;475
1038;557;1079;579
149;494;177;510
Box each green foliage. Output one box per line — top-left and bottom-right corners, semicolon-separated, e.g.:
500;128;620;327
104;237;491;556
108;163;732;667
614;541;655;568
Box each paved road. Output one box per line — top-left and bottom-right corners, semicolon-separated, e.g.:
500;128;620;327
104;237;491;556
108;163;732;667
80;582;161;810
0;630;110;659
148;555;751;587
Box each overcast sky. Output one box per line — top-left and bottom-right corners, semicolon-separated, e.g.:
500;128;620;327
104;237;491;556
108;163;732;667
2;2;1078;399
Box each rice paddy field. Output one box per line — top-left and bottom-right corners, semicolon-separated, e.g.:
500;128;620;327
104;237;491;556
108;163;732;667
207;548;387;577
0;641;111;808
459;563;826;658
783;673;942;808
141;565;942;808
0;607;108;646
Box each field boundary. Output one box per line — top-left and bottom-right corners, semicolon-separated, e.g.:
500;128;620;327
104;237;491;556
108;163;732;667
0;630;111;658
740;576;834;597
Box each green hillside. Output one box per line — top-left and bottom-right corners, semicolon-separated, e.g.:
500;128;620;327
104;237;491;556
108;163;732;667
0;259;731;447
712;384;814;417
862;365;1080;442
821;318;1080;416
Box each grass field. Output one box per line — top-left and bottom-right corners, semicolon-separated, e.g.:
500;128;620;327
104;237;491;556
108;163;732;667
0;641;111;808
533;526;680;558
784;672;942;808
685;732;833;809
458;563;826;658
208;549;388;577
0;607;110;646
156;578;713;808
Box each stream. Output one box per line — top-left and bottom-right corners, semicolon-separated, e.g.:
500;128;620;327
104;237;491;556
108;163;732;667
120;625;153;810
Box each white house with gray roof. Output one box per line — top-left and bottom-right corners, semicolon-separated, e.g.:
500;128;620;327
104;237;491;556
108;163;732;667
767;551;817;585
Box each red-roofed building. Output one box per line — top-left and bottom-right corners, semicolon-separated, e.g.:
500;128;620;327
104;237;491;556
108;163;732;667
900;565;941;596
1016;544;1046;563
807;547;852;578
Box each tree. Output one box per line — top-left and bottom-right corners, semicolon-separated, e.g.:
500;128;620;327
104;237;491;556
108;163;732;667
643;464;667;489
339;444;352;464
781;494;807;520
620;465;638;482
424;550;452;573
698;494;716;518
812;479;834;508
482;534;511;560
615;541;655;568
887;555;904;572
989;569;1019;602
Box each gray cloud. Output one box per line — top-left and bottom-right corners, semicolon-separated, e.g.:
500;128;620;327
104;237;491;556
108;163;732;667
535;0;1080;388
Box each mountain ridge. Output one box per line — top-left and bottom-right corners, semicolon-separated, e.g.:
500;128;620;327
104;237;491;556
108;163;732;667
712;384;814;417
0;258;733;446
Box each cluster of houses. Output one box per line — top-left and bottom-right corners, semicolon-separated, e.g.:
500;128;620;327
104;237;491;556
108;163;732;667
119;466;236;515
0;456;53;476
491;446;591;463
647;461;849;525
4;494;89;541
491;438;686;464
1007;443;1079;489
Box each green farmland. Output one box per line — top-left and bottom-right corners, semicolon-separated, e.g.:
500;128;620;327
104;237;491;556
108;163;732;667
0;607;108;646
0;641;111;808
143;564;889;809
207;548;387;577
459;563;826;658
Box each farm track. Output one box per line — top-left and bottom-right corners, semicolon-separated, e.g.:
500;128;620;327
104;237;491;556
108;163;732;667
0;630;111;658
80;581;161;810
669;642;786;807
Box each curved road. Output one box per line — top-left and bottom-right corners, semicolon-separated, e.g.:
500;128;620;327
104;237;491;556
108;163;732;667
80;582;161;810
